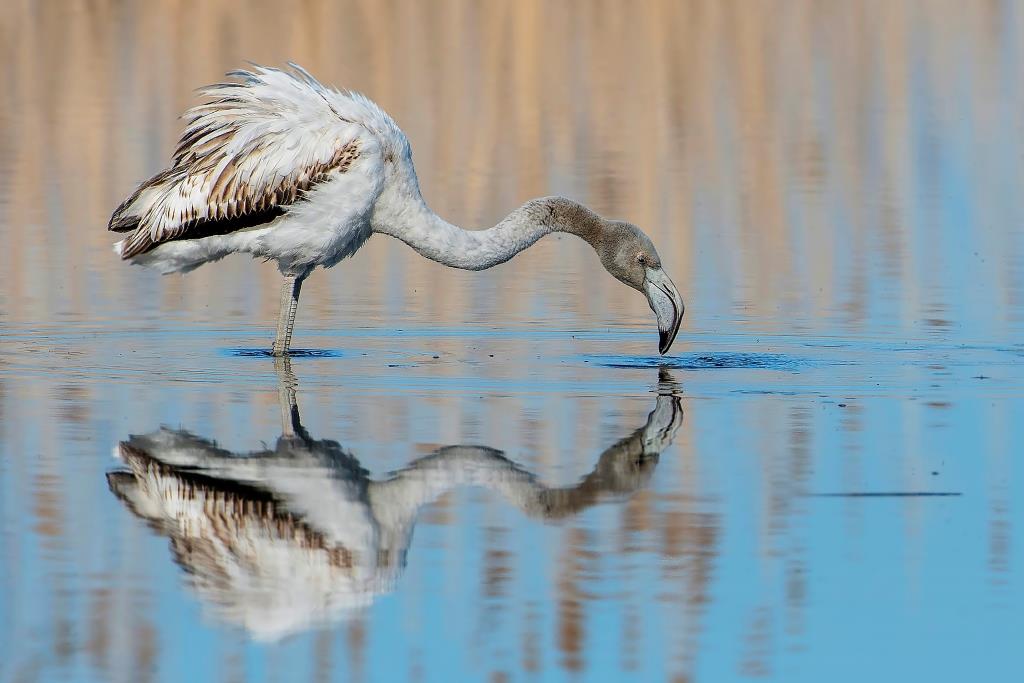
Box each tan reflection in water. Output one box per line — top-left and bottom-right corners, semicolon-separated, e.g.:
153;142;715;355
1;1;1017;333
106;360;683;643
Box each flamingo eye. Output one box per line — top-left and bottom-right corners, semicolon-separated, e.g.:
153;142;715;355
637;252;647;264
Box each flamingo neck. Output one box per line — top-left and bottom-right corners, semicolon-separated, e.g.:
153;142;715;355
371;190;604;271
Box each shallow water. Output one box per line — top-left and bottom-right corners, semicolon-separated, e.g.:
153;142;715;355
2;2;1024;682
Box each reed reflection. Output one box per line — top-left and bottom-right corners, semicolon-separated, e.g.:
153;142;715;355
106;361;683;642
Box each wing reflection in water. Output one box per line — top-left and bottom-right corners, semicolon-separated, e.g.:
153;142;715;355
106;361;683;642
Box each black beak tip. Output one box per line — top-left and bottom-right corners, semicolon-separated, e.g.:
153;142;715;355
658;331;671;355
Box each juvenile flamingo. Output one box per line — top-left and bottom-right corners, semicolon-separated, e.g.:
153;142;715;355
109;64;684;356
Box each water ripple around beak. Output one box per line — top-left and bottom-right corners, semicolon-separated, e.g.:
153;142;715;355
587;352;817;371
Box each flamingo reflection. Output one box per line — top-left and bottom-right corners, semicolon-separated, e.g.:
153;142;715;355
107;362;683;641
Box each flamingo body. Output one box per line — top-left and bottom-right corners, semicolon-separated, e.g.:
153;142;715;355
111;65;400;275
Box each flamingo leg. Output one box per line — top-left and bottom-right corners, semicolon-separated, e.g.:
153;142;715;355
271;273;306;357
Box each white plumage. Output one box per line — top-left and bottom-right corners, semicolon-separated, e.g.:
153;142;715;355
110;63;685;355
111;65;398;273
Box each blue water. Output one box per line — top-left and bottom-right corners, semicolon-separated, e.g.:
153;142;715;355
1;326;1021;682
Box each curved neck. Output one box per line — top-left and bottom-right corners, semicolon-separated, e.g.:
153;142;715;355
371;191;604;271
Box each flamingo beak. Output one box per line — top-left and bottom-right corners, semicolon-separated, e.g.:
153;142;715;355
643;267;684;354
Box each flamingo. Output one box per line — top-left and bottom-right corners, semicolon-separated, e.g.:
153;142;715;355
109;64;684;356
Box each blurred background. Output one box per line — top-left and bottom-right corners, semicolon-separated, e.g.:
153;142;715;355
1;1;1022;682
2;0;1021;334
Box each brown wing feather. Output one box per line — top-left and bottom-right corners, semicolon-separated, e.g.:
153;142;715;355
113;140;360;259
109;66;390;260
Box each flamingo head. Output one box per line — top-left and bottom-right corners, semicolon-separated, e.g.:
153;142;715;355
592;220;684;355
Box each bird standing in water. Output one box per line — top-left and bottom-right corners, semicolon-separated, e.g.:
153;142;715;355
109;64;684;356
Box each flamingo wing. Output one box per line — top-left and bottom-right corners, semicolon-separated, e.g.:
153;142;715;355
110;65;373;259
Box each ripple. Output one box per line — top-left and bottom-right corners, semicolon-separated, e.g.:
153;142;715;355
806;491;962;498
589;352;811;371
223;348;344;358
